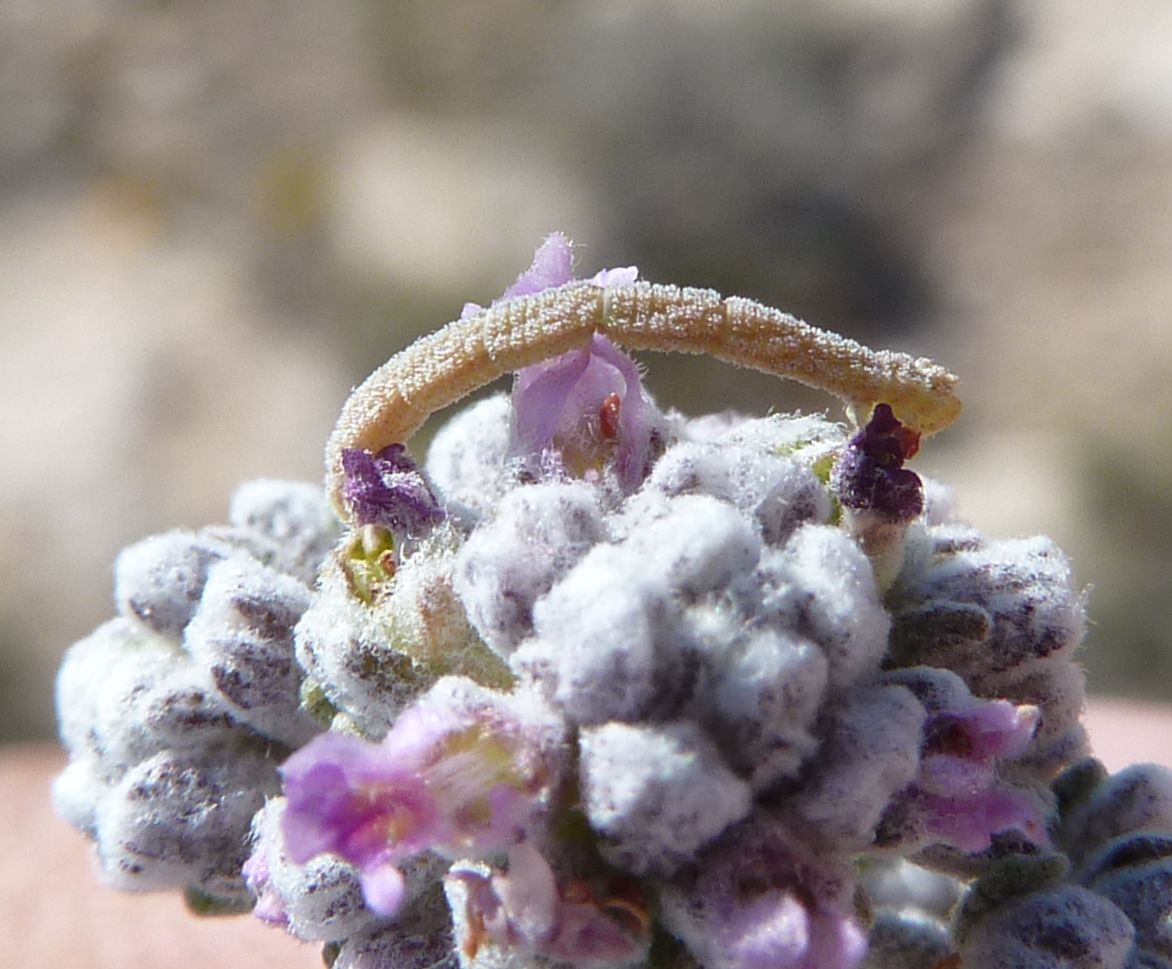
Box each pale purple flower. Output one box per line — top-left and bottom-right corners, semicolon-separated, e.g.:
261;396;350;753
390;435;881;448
912;699;1045;852
448;843;650;967
280;681;560;918
341;445;444;535
880;690;1047;853
662;816;866;969
459;233;655;491
280;727;444;916
511;333;658;490
242;842;289;927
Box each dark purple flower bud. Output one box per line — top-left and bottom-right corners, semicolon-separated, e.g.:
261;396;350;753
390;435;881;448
341;445;444;535
831;404;924;523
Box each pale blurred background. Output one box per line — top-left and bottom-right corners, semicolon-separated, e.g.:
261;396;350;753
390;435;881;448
4;0;1172;742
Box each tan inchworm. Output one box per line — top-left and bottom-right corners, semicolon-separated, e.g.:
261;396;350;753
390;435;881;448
325;280;961;515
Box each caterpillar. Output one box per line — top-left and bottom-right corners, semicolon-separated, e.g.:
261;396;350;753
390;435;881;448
325;280;961;515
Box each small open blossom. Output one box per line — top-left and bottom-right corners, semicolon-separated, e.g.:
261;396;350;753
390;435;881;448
280;679;561;917
462;232;657;491
511;332;658;490
881;687;1047;853
912;699;1046;852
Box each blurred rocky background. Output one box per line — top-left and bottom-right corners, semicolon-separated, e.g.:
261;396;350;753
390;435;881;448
4;0;1172;741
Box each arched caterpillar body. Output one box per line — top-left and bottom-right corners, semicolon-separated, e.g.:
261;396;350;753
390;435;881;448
325;280;961;516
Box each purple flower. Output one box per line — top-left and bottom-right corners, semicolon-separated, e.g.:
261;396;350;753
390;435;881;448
878;678;1046;853
242;841;289;928
280;729;443;917
448;843;650;967
341;444;444;535
461;233;655;491
279;679;561;918
511;333;657;491
461;232;637;317
661;816;866;969
831;403;924;523
910;699;1046;852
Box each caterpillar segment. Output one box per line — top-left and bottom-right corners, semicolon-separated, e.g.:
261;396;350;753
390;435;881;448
325;280;961;516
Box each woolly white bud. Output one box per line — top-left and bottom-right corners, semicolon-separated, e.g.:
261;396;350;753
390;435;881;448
704;627;828;788
294;565;433;738
114;531;236;639
645;441;830;545
95;747;278;899
762;524;891;688
454;481;604;657
1087;860;1172;965
959;884;1135;969
228;479;340;584
620;494;761;597
785;683;925;848
1063;765;1172;862
579;720;752;876
184;556;318;746
891;534;1086;684
521;544;668;724
56;617;165;760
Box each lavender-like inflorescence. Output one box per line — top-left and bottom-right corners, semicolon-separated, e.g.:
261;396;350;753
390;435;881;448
55;234;1171;969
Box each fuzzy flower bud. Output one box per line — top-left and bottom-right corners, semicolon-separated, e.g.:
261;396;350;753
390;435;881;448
341;444;445;537
831;403;923;524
